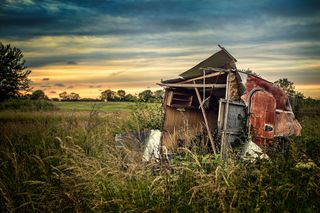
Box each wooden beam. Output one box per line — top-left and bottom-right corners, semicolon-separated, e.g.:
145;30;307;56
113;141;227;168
157;83;226;89
194;82;217;155
181;71;224;83
221;73;232;160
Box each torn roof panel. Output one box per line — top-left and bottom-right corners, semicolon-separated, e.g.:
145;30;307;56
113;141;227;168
179;49;237;79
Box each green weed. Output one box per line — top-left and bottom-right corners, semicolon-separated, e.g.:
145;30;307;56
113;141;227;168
0;104;319;212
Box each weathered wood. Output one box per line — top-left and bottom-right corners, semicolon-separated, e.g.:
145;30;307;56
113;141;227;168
161;106;217;150
157;83;226;88
181;71;223;83
194;82;217;155
221;73;232;160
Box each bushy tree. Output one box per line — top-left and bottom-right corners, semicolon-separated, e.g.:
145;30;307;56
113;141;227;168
0;43;31;101
154;89;164;102
117;89;126;101
100;89;116;101
59;91;67;100
274;78;296;98
124;94;138;102
274;78;305;115
69;92;80;101
241;68;260;77
138;90;154;102
59;91;80;101
30;90;48;100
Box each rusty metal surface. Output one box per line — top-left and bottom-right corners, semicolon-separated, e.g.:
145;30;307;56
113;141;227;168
275;111;302;136
243;75;289;110
240;75;302;146
249;91;276;145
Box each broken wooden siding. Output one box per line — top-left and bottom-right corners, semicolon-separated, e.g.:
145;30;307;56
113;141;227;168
161;105;217;151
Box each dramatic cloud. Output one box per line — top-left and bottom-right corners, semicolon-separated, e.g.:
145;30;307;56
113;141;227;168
66;61;77;65
109;71;125;77
89;85;102;88
67;85;74;89
1;0;319;98
54;82;65;87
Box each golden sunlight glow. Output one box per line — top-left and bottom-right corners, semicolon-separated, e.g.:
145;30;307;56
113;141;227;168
4;35;318;99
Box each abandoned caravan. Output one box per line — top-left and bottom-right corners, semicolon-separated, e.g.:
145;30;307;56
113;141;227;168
158;45;302;159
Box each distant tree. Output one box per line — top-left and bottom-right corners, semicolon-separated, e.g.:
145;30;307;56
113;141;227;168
240;68;260;77
138;90;154;102
69;92;80;101
51;98;59;101
0;43;31;101
59;91;68;100
274;78;296;98
117;89;126;101
100;89;116;101
58;91;80;101
30;90;48;100
274;78;305;115
154;89;164;102
124;94;138;102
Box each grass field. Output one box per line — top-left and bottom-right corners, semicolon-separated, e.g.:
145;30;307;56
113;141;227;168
0;100;319;212
52;101;139;112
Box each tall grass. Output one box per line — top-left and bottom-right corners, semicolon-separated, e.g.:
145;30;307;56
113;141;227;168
0;98;57;111
0;104;319;212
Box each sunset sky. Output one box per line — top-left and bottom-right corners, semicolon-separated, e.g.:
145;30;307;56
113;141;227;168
1;0;319;98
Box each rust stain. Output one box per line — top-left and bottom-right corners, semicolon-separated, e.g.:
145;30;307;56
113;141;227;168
241;75;302;146
275;111;302;136
245;75;289;110
249;91;276;145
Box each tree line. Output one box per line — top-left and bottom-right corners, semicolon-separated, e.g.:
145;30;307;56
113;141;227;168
52;89;164;102
100;89;164;102
0;42;319;109
23;89;165;103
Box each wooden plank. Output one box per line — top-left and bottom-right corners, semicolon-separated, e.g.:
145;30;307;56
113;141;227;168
158;83;226;88
181;71;224;83
221;73;232;160
194;82;217;155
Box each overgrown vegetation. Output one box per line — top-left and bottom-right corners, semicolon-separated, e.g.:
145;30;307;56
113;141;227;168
0;43;31;101
0;101;319;212
0;98;57;111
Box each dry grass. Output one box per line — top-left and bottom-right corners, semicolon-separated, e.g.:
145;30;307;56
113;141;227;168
0;104;319;212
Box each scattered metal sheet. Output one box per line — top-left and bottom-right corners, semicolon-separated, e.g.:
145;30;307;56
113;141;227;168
143;129;161;162
115;129;162;162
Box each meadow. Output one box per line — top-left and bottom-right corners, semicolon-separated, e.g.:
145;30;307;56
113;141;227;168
0;99;319;212
52;101;138;112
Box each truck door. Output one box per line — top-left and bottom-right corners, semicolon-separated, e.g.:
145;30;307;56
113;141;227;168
249;90;276;146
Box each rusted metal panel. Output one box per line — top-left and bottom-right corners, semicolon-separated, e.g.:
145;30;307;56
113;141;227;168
275;111;302;136
249;91;276;145
242;75;289;110
240;75;302;143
